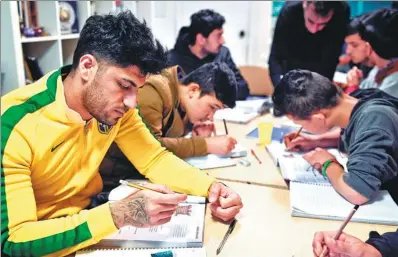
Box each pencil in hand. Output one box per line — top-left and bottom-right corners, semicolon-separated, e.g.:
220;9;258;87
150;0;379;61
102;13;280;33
292;126;303;140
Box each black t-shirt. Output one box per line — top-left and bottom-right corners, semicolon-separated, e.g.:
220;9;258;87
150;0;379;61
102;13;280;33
268;1;350;86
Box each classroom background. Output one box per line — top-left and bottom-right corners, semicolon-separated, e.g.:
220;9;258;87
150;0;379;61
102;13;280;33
0;1;394;96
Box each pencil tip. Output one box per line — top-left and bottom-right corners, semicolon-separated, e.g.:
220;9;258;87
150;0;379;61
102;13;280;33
216;249;220;255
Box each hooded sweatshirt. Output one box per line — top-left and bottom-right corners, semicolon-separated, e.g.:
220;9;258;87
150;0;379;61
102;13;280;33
341;89;398;204
167;27;249;100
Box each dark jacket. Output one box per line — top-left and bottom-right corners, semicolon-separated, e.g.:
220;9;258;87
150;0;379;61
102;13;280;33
167;27;249;100
341;89;398;204
366;229;398;257
268;1;350;86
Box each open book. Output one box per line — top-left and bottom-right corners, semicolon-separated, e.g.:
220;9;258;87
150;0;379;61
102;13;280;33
266;142;398;225
91;183;206;249
213;99;271;124
290;182;398;225
76;248;206;257
266;143;348;185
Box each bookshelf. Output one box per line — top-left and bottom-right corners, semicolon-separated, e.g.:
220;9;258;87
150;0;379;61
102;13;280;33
1;1;137;95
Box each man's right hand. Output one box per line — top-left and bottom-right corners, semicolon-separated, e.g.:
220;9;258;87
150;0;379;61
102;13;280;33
205;135;237;155
312;231;382;257
284;132;320;152
109;184;187;229
347;66;363;87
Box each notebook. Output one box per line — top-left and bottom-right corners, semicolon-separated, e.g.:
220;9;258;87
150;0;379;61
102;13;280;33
213;99;272;124
184;154;237;170
94;183;206;249
266;143;348;185
290;182;398;225
76;247;206;257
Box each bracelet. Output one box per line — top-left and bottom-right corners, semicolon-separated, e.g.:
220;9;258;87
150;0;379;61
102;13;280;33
322;158;342;178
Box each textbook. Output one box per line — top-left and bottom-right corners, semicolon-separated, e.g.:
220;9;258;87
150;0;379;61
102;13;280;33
266;143;348;185
290;182;398;225
184;154;237;170
213;99;272;124
92;183;206;249
76;247;206;257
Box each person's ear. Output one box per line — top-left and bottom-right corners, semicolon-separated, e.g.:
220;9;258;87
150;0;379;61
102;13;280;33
312;112;326;124
78;54;98;83
187;83;201;99
196;33;206;46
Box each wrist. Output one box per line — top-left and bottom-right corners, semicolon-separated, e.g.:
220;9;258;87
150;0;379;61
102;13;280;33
109;202;123;229
361;244;382;257
322;159;343;178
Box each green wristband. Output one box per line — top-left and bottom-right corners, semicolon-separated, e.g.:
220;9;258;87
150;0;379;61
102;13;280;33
322;159;341;178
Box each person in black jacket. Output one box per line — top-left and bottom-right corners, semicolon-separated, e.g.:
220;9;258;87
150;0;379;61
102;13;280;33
268;1;350;87
313;229;398;257
273;69;398;206
167;9;249;100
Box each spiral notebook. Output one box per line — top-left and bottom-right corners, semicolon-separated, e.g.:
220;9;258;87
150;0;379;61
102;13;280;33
76;247;206;257
290;182;398;225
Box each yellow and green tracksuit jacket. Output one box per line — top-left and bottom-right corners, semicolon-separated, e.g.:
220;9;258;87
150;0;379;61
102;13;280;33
1;66;215;257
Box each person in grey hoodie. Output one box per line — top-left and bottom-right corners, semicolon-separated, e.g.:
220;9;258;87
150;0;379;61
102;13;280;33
167;9;249;100
273;69;398;206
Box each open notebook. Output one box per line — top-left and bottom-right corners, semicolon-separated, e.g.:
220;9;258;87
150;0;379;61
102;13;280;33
76;247;206;257
290;182;398;225
89;183;206;250
213;99;271;124
266;143;348;185
266;142;398;225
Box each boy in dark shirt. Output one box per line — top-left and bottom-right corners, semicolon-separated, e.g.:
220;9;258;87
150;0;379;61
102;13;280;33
273;69;398;205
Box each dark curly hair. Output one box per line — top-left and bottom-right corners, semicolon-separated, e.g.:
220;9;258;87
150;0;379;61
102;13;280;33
272;69;343;119
180;63;237;108
72;11;167;75
188;9;225;45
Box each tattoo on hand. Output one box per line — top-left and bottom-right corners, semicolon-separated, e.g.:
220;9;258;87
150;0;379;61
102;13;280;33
110;194;150;228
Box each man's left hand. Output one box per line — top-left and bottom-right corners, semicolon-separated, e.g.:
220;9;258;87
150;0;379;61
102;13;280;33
303;147;335;170
208;182;243;221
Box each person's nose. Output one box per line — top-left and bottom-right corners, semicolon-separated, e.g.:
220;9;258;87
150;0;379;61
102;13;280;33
123;89;137;110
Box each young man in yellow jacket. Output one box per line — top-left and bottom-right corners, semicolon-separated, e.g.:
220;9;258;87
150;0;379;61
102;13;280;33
101;63;239;185
1;11;243;257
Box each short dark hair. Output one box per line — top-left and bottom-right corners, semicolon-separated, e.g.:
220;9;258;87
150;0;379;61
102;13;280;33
272;69;343;119
72;11;166;75
307;1;340;17
180;63;237;108
347;13;368;36
188;9;225;45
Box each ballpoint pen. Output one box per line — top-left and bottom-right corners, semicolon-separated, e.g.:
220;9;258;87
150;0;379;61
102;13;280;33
216;218;237;255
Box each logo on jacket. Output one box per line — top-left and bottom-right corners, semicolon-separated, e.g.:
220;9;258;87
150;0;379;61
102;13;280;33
98;122;113;134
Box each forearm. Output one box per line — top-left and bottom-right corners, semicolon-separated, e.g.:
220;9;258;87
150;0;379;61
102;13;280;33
316;128;341;148
3;204;117;257
160;136;208;158
325;163;369;205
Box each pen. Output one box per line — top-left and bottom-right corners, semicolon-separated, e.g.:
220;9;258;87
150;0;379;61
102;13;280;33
223;119;229;135
250;149;262;164
119;180;165;194
319;205;359;257
216;218;237;255
292;126;303;140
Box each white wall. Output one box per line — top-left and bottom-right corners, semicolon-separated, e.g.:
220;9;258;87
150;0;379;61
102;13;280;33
137;1;272;66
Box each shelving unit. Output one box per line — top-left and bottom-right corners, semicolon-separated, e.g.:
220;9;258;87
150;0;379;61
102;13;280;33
1;1;137;95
